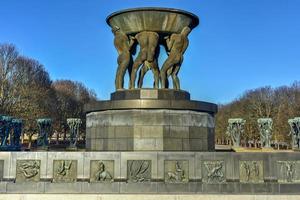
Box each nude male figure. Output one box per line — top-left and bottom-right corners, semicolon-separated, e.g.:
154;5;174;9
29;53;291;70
137;60;159;88
161;26;191;89
113;26;135;90
129;31;159;89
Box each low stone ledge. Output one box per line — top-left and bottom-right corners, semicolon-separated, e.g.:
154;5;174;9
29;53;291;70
279;183;300;194
119;182;158;193
6;182;45;193
110;89;191;101
84;99;218;114
157;182;198;193
1;194;300;200
0;182;7;193
81;182;120;194
0;182;299;194
239;183;279;194
44;182;82;194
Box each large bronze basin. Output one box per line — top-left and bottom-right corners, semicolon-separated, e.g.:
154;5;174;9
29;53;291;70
106;7;199;34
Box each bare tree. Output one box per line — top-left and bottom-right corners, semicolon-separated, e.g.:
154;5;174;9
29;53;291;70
216;83;300;148
0;43;19;113
52;80;97;142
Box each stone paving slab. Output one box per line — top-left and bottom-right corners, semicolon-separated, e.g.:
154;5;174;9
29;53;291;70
0;194;300;200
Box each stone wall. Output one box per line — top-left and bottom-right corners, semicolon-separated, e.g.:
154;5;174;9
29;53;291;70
0;152;299;194
86;109;215;151
1;194;300;200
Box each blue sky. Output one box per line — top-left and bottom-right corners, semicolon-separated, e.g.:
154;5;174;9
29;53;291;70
0;0;299;103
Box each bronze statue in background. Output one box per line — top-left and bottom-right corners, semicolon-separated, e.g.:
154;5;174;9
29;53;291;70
113;26;135;90
129;31;160;89
161;26;191;89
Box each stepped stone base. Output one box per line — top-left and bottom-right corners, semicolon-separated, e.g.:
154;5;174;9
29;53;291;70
85;89;217;151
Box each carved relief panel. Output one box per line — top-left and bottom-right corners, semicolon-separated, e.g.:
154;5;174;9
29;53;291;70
127;160;151;182
164;160;188;183
90;160;114;182
239;161;263;183
277;161;300;183
53;160;77;182
16;160;41;182
202;160;225;183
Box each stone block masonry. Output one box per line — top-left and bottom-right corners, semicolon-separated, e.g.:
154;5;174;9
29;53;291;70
86;109;215;151
0;151;299;194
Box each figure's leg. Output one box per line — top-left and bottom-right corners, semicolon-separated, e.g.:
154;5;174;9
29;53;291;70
150;60;160;88
115;54;130;90
147;35;159;62
3;133;8;146
73;134;78;146
160;58;174;89
127;57;133;89
95;172;100;181
171;64;181;90
115;65;123;90
137;62;148;88
130;55;144;89
166;67;173;89
108;172;113;180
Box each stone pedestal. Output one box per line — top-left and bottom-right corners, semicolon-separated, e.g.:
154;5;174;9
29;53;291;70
85;89;217;151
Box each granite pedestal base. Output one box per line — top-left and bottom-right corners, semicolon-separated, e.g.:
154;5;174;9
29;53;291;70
86;109;215;151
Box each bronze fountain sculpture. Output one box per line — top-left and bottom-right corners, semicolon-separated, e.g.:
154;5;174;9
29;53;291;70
85;8;217;152
0;7;299;196
107;7;199;90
